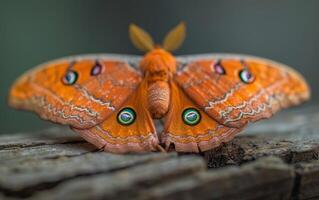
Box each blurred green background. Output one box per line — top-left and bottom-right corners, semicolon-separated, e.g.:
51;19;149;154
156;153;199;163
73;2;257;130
0;0;318;133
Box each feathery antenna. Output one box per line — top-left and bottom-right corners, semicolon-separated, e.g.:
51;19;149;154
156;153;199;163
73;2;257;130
129;22;186;53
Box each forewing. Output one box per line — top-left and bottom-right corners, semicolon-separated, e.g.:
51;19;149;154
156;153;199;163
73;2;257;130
9;54;142;129
175;54;310;128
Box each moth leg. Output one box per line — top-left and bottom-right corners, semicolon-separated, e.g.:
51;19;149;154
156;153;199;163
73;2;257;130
156;144;167;153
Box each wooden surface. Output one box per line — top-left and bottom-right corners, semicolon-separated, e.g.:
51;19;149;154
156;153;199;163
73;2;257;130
0;105;319;200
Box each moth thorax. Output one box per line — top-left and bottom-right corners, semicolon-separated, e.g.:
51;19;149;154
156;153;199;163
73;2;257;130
140;48;177;74
147;81;170;119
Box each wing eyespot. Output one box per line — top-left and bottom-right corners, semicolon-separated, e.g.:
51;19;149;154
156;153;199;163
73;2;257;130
212;60;226;75
90;61;103;76
62;70;78;85
182;108;201;126
117;107;136;126
239;69;254;84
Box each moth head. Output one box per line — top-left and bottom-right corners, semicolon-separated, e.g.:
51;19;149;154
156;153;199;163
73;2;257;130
140;48;177;75
130;22;185;75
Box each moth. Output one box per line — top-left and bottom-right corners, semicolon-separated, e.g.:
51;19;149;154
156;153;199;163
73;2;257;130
9;22;310;153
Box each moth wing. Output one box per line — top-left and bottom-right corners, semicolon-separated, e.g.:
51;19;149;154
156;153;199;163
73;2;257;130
9;54;142;129
162;81;240;152
174;54;310;128
73;79;159;153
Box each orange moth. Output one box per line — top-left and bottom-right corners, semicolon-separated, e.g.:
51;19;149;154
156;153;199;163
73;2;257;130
8;22;310;153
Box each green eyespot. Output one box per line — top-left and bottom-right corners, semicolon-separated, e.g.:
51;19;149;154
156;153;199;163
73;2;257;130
239;69;254;84
62;70;78;85
117;107;136;125
182;108;201;126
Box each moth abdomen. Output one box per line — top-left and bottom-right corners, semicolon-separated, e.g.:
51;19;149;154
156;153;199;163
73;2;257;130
147;81;170;119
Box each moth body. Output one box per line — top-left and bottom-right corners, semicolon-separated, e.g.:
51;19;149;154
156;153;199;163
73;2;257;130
147;81;170;119
140;48;177;119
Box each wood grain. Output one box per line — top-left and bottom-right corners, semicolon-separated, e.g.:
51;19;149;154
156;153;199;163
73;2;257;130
0;105;318;199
